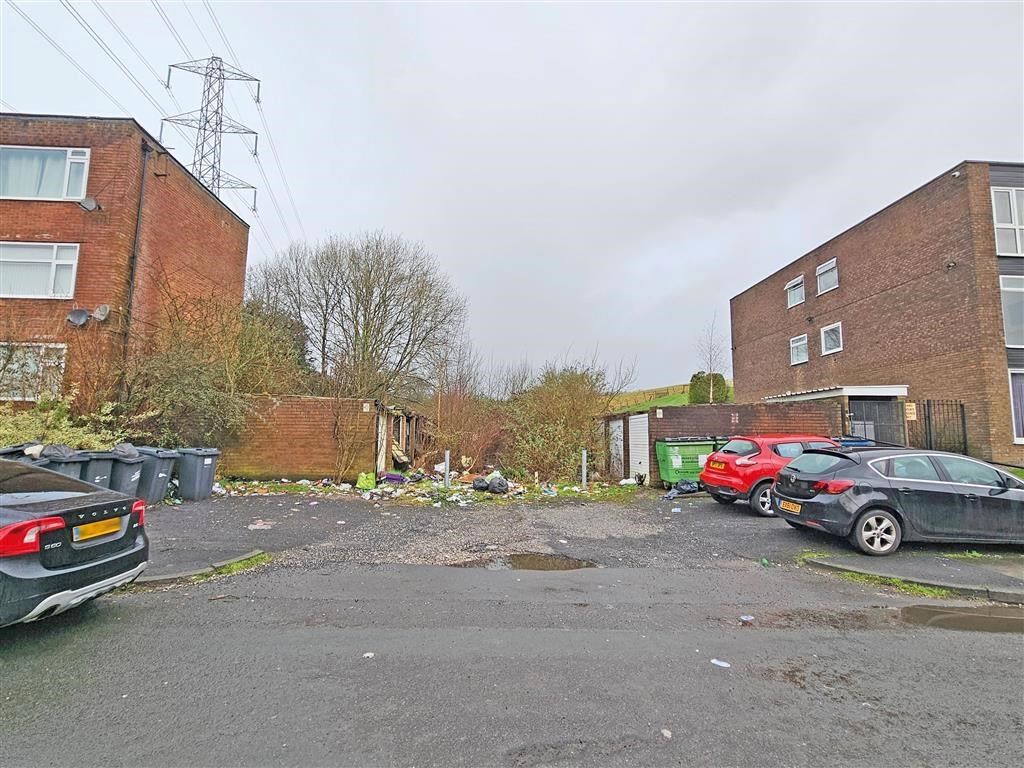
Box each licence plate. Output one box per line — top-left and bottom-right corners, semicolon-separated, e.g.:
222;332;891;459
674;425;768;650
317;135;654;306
779;500;802;514
73;516;122;542
709;461;725;470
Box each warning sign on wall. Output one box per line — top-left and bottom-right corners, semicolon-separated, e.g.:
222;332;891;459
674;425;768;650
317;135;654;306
905;402;917;421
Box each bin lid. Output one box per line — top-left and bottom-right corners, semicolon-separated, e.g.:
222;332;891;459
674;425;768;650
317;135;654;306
112;455;146;464
177;447;221;456
80;450;115;459
136;446;182;459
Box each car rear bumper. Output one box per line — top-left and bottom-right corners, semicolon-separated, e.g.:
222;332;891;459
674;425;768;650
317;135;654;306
702;483;749;501
699;471;750;500
770;490;855;537
0;534;148;628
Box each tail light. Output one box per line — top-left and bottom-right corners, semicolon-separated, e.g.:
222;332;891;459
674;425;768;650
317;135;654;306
812;479;855;495
132;499;146;527
0;516;66;558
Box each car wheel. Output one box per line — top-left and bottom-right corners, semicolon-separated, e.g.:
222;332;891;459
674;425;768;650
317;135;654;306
851;509;902;556
711;494;735;505
749;482;776;517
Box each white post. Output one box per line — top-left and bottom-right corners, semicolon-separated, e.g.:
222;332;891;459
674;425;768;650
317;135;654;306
444;450;451;489
581;449;588;489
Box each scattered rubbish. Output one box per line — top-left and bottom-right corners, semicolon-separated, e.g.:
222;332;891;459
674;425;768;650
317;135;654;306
663;480;700;499
297;479;312;485
246;520;274;530
671;507;682;513
472;477;490;491
356;472;376;491
661;729;672;740
485;544;499;551
619;478;637;486
383;472;407;484
740;615;755;626
710;658;731;668
362;652;375;659
208;594;239;602
488;475;509;494
760;558;770;567
432;502;442;508
308;501;319;506
211;482;227;496
433;462;446;473
558;539;568;544
541;482;558;496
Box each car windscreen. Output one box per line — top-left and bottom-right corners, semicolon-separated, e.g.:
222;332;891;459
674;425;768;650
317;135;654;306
0;460;95;497
785;452;854;475
718;439;759;456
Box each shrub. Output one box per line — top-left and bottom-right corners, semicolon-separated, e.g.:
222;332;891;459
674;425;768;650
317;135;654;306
688;371;729;404
0;393;124;450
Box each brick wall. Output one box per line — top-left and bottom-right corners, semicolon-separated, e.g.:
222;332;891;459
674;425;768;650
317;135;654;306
730;161;1023;464
220;396;379;481
607;402;843;485
0;115;248;410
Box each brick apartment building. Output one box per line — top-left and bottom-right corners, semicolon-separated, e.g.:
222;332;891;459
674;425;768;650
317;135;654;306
731;161;1024;465
0;114;249;407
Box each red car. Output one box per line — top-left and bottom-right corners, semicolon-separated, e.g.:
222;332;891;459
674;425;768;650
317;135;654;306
699;434;840;516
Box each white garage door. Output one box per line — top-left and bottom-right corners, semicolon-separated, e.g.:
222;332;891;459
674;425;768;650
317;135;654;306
628;414;649;483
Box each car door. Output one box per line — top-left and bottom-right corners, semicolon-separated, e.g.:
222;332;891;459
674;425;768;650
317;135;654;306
881;454;962;538
932;455;1024;540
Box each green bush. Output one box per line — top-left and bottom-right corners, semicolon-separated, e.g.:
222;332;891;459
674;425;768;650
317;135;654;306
0;394;124;450
688;371;729;404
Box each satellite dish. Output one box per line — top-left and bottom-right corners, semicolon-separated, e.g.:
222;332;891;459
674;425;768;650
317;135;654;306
78;196;100;212
66;309;90;327
91;304;110;321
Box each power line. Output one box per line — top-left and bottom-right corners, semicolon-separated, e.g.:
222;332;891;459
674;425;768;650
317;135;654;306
90;0;182;111
203;0;308;241
182;1;216;56
5;0;132;116
0;99;18;112
149;0;192;59
59;1;170;118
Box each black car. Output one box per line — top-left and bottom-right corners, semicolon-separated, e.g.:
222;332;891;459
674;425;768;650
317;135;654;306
0;459;148;627
772;448;1024;555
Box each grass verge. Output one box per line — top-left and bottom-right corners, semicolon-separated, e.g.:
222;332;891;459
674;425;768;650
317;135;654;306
193;552;273;582
837;571;955;599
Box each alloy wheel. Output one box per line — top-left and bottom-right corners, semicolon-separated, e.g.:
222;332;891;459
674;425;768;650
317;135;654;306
860;515;897;553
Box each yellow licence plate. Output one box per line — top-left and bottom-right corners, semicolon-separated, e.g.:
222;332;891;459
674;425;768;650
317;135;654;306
73;516;122;542
779;500;802;514
709;461;726;470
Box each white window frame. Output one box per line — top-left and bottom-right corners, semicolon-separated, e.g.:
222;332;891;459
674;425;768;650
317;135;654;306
784;276;805;308
816;257;839;295
1011;369;1024;444
1000;275;1024;348
0;342;67;402
820;321;843;355
790;334;809;366
0;242;80;299
0;145;91;201
991;187;1024;257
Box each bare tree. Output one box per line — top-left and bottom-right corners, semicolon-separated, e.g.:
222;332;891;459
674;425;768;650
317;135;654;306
248;231;467;401
696;311;728;403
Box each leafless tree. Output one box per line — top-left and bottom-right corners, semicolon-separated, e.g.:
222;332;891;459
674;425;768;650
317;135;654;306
248;231;467;401
696;311;728;403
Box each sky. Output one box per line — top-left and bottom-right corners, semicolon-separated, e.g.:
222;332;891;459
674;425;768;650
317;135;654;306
2;0;1022;389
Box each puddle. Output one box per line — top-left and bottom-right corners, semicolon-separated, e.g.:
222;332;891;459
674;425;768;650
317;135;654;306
900;604;1024;634
453;553;597;571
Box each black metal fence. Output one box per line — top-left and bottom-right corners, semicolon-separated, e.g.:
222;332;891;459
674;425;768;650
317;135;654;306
847;399;967;455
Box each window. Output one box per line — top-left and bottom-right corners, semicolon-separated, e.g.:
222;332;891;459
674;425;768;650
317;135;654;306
786;452;854;474
1001;276;1024;348
718;439;759;456
0;344;66;401
820;322;843;355
774;442;803;458
1011;371;1024;444
0;146;90;200
785;276;804;308
889;455;941;482
934;455;1004;488
790;334;808;365
807;441;837;450
816;258;838;294
0;242;79;299
992;187;1024;256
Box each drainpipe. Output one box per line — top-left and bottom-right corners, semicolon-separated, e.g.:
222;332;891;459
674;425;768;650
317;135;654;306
121;141;151;371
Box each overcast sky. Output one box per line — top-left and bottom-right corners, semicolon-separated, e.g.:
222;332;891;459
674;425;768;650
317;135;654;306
3;1;1022;388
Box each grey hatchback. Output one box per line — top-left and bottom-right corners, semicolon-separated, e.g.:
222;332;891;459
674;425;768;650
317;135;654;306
772;448;1024;555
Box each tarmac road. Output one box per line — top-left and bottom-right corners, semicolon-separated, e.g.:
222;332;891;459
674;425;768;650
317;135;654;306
3;552;1022;767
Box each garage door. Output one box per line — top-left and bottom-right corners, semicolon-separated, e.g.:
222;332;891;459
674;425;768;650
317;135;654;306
628;414;649;483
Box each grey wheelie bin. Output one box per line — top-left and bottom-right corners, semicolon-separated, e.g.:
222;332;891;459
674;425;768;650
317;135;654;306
109;443;145;497
176;447;221;501
80;451;115;488
39;445;89;479
136;447;180;505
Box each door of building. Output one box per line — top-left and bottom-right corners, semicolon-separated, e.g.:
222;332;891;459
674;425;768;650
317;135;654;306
628;414;649;483
849;398;906;446
608;419;624;479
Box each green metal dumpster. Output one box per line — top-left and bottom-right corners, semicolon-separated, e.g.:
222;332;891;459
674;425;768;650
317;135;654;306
655;438;718;488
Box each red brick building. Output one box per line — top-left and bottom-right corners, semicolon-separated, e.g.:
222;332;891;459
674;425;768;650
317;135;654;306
0;114;249;406
731;161;1024;465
